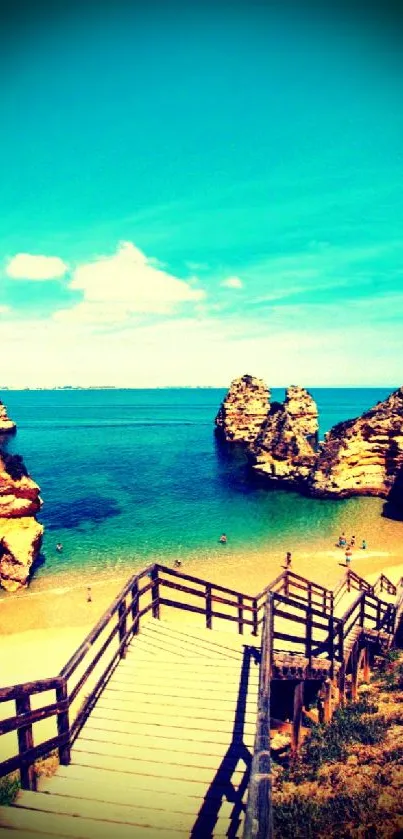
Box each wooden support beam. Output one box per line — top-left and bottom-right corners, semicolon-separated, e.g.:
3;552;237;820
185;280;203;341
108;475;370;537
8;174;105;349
131;581;139;635
151;566;160;619
118;601;127;659
363;648;370;683
15;695;36;791
252;598;258;636
238;594;244;635
205;584;212;630
56;680;70;766
292;682;304;753
323;679;332;723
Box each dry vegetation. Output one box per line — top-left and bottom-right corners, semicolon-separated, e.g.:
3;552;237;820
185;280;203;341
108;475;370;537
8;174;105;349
272;651;403;838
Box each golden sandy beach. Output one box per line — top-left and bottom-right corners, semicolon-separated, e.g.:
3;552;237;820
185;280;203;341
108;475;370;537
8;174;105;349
1;507;402;691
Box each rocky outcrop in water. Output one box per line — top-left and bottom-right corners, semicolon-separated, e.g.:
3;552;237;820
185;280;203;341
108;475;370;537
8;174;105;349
215;374;270;444
0;400;16;434
0;452;43;592
249;386;319;486
310;387;403;498
217;378;403;503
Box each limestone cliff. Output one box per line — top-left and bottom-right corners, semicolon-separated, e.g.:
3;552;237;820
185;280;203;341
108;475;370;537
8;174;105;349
0;399;16;434
215;374;270;444
0;452;43;591
249;386;319;485
310;387;403;498
0;518;43;593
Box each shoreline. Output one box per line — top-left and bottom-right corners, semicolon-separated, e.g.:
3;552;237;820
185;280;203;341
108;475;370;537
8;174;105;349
1;529;402;689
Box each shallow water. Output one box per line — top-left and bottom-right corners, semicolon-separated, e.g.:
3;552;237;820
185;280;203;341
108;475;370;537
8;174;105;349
1;386;399;593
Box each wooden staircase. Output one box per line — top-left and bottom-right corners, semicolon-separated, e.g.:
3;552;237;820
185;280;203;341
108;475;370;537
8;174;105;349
0;620;259;839
1;563;402;839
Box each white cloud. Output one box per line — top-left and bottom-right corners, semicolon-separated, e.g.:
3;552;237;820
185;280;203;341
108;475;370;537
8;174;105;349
55;241;205;324
221;276;243;289
6;253;68;280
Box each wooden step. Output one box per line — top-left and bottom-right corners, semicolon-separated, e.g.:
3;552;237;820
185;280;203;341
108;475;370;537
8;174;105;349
138;624;253;658
130;635;244;662
37;774;243;818
70;747;250;785
84;712;255;746
0;805;185;838
114;664;258;687
78;722;247;756
14;790;239;835
105;677;258;704
95;691;257;723
54;763;249;801
91;702;256;733
72;737;252;770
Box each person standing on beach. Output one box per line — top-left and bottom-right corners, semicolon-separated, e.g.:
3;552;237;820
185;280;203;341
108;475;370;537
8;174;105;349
345;547;352;566
285;552;292;569
87;586;92;603
362;539;367;550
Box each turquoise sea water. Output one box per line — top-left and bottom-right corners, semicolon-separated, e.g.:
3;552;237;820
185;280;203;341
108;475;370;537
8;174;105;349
0;387;397;587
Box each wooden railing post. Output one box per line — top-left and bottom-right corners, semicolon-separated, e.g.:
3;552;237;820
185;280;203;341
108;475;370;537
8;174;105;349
206;583;212;630
131;580;139;635
151;566;160;619
307;582;312;609
284;571;289;597
328;615;334;678
252;598;258;636
360;594;365;627
238;594;244;635
118;601;127;658
56;679;71;766
347;571;351;593
15;695;36;791
305;608;312;671
243;593;273;839
376;600;381;631
292;682;304;753
338;621;344;663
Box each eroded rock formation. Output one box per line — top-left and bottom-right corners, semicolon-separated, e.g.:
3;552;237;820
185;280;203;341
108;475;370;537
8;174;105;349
216;378;403;506
215;374;270;444
0;399;16;434
250;386;319;486
0;452;43;592
310;387;403;498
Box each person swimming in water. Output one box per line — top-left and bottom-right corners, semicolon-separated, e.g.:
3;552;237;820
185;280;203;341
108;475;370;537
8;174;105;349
219;534;227;544
56;543;63;553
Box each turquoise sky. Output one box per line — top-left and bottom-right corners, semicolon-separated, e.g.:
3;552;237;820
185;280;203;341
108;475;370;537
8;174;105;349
1;3;402;387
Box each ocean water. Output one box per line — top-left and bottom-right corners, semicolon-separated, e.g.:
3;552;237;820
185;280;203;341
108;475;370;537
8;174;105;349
0;387;397;588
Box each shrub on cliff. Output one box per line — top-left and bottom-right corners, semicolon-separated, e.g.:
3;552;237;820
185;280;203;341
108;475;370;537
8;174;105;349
1;453;28;481
288;699;387;780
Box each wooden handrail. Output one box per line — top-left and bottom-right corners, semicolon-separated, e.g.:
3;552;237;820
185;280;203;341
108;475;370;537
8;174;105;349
155;563;256;602
243;593;273;839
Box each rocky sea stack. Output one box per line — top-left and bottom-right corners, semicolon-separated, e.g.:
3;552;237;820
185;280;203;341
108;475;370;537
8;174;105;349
0;452;43;592
250;386;319;486
216;378;403;508
0;399;16;434
215;374;270;444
